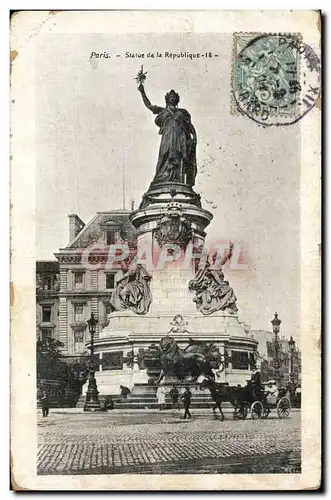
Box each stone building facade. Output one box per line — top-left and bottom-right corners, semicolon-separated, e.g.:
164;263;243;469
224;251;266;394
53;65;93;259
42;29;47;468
51;210;136;363
36;261;60;342
251;329;301;384
37;211;136;359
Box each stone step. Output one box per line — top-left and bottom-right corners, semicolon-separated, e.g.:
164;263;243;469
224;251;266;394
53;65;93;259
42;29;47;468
76;395;86;408
113;401;233;410
113;402;218;410
99;390;227;410
121;397;216;405
77;394;123;408
77;383;232;410
128;394;212;400
76;395;228;410
132;383;225;396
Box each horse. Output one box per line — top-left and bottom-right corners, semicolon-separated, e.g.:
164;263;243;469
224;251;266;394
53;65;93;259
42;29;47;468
200;377;269;420
199;377;257;420
155;337;221;385
199;377;235;420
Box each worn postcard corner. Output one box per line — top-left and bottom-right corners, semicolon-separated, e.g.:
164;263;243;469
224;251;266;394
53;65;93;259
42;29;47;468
10;9;321;491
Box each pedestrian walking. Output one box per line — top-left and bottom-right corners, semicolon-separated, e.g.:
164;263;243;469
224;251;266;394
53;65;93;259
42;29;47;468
40;390;49;418
156;384;166;411
169;385;179;408
179;386;192;419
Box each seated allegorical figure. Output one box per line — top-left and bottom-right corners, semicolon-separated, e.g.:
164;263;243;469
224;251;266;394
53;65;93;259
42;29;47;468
188;254;238;315
110;264;152;315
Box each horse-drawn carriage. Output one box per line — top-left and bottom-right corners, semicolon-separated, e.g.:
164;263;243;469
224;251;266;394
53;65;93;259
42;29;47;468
232;382;291;420
200;378;291;420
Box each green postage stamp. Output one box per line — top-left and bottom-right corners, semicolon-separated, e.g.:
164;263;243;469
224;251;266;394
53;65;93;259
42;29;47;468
232;32;320;126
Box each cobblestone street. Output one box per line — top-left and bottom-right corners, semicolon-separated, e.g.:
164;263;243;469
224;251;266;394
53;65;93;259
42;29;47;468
37;409;301;475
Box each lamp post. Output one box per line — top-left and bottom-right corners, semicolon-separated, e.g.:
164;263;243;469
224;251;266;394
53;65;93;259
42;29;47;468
271;312;282;386
288;335;296;404
84;313;101;411
288;336;296;380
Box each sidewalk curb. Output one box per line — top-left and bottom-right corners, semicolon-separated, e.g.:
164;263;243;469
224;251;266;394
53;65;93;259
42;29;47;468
40;408;301;416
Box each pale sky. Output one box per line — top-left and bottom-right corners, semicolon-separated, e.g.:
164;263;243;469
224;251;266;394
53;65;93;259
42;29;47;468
35;33;301;343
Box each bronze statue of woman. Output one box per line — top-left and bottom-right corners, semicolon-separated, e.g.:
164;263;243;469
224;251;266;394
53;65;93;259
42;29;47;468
138;82;197;187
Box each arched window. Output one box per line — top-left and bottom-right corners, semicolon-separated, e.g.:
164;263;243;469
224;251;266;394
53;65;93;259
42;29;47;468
42;275;53;290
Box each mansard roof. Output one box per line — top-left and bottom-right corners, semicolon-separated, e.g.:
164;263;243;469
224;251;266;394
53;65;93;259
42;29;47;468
36;261;59;274
64;210;137;250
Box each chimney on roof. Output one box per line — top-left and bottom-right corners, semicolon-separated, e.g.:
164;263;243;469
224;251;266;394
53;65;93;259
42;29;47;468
68;214;85;243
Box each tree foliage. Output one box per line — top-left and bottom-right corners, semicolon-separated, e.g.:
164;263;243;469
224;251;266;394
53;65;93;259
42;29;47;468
37;338;88;392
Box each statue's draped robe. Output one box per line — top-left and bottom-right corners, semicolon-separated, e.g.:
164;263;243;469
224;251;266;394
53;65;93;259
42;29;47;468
110;265;152;315
150;105;197;186
189;264;238;315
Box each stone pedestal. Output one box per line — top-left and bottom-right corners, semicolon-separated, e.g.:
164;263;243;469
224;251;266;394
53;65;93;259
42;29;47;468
88;181;258;396
90;311;258;394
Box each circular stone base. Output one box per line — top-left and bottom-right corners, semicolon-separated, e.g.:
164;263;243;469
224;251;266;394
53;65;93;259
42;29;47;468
138;182;202;209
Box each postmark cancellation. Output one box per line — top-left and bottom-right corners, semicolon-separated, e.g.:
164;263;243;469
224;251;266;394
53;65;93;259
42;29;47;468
231;32;321;126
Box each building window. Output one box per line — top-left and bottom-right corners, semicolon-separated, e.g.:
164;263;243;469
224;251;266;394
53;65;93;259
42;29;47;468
42;305;52;323
43;275;53;290
232;350;249;370
102;352;123;371
106;230;118;245
41;329;52;342
73;272;84;290
105;273;115;290
73;330;85;353
74;303;84;322
224;349;230;368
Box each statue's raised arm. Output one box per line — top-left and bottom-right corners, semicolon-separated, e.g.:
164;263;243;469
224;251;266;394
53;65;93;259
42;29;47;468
138;83;163;115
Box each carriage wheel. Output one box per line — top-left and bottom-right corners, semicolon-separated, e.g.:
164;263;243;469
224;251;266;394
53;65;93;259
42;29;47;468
251;401;263;419
277;397;291;419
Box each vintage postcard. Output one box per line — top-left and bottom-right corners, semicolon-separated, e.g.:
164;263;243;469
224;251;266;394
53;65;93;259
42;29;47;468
10;10;321;490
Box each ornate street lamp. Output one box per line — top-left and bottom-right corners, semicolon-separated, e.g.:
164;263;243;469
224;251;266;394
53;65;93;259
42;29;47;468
84;313;101;411
288;335;296;404
271;312;282;386
288;335;296;405
288;335;296;380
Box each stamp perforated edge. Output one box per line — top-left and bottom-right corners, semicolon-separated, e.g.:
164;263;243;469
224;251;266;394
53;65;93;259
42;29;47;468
230;32;304;123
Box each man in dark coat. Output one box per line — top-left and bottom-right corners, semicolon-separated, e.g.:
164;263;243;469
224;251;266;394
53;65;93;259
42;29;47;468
169;385;179;408
179;386;192;419
40;390;49;417
251;369;262;398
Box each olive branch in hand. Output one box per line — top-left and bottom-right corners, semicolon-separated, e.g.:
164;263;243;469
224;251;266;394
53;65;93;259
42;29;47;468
135;65;148;86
